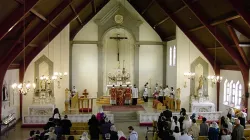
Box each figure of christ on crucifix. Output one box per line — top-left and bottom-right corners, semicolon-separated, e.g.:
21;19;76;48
110;34;128;63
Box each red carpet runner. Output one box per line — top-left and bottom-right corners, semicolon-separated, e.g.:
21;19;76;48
102;105;145;112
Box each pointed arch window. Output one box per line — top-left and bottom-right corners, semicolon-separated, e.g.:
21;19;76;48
173;46;176;66
169;46;176;66
169;47;172;66
238;84;242;106
223;80;243;108
223;79;228;104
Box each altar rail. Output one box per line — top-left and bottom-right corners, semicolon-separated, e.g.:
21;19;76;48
22;114;114;126
139;111;222;126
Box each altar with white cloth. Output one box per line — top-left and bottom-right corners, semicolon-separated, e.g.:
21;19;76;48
191;101;215;113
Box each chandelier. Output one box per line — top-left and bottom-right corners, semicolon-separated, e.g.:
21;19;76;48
207;75;222;84
207;27;222;85
11;4;36;95
184;72;196;79
12;81;36;95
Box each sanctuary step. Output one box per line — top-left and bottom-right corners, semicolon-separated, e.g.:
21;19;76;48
113;111;138;123
96;96;144;104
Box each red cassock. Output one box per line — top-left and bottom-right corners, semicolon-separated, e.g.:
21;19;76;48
110;88;116;100
124;88;132;100
116;88;124;105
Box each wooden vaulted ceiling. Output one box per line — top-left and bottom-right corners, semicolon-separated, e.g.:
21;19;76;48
1;0;250;73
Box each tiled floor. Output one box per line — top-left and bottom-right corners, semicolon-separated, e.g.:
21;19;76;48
1;99;161;140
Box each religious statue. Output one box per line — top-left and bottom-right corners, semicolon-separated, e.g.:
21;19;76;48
40;80;46;91
2;82;8;101
197;75;204;97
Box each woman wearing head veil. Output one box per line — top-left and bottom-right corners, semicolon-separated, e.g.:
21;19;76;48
97;107;104;122
208;122;219;140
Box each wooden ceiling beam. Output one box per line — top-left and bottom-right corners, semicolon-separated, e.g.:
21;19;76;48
227;21;250;39
0;0;39;40
183;0;249;108
220;65;240;71
228;0;250;29
153;5;187;28
141;0;155;15
183;0;248;72
0;15;35;64
0;0;72;72
155;0;219;72
70;0;109;40
189;14;240;32
92;0;97;14
30;9;57;28
25;0;93;69
8;64;20;70
227;24;249;66
70;3;83;26
16;0;57;28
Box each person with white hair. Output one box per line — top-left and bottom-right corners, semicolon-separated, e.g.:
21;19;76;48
117;131;126;140
182;115;191;132
80;132;90;140
110;125;118;140
232;119;244;140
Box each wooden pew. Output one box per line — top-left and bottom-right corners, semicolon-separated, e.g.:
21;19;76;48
244;129;250;139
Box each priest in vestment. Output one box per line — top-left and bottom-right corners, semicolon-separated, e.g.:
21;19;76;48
124;85;132;105
110;85;117;105
116;85;124;106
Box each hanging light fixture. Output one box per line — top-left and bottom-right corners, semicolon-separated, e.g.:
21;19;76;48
53;30;67;88
184;40;195;79
207;27;222;85
12;1;36;95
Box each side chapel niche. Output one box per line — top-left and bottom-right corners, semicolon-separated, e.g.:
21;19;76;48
33;55;55;104
189;56;209;111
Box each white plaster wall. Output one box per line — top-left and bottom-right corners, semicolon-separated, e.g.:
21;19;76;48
72;44;98;98
72;0;163;96
219;70;244;116
2;69;20;119
167;40;177;88
139;22;162;41
139;45;163;96
176;27;216;111
74;20;98;41
23;25;69;115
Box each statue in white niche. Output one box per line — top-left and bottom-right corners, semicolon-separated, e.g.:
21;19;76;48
197;75;204;96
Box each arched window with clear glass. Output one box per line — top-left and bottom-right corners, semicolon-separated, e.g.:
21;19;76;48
238;84;242;106
232;83;236;105
223;79;228;104
173;46;176;66
169;47;172;66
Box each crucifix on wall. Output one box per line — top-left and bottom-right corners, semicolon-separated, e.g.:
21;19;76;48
110;34;128;62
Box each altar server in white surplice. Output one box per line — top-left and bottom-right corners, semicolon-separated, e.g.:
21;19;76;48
153;83;159;99
72;86;77;94
164;85;170;100
158;86;164;103
143;84;149;102
132;85;138;105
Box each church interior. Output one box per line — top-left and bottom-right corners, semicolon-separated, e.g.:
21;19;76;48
1;0;250;139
